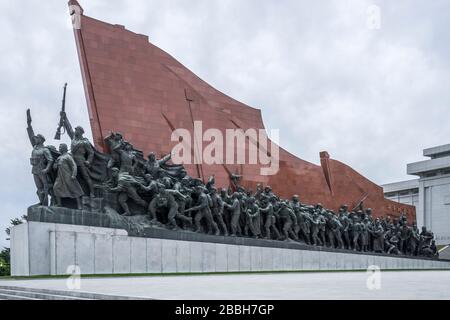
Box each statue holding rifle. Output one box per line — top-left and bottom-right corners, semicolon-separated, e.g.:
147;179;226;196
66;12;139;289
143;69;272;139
54;83;67;141
57;112;95;197
54;83;109;197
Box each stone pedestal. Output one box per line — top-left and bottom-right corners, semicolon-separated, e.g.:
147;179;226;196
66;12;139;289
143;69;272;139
10;222;450;277
82;197;103;213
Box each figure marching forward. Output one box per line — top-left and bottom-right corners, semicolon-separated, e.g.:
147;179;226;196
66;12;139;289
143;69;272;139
53;143;84;209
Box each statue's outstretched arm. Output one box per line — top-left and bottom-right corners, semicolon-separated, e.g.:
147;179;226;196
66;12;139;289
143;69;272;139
109;183;124;193
186;196;208;212
159;153;172;165
167;189;187;200
61;112;75;140
26;109;36;147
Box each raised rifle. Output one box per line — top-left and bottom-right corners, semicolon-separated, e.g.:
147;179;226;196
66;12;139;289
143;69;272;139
54;83;68;140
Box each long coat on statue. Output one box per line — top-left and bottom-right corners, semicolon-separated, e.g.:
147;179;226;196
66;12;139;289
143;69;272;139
53;153;84;199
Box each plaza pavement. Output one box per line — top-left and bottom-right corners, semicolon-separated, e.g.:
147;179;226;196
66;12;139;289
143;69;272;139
0;271;449;300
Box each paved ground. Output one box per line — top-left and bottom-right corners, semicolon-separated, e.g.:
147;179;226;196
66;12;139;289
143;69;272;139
1;271;449;300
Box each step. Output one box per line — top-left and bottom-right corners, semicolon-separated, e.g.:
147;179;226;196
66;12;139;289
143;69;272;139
0;289;90;300
0;286;150;300
0;293;40;300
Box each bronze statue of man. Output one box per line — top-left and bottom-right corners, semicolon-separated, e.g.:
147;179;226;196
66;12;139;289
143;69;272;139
339;207;351;249
352;216;362;251
53;143;84;209
386;231;401;255
399;224;411;254
210;188;229;236
148;186;192;229
276;201;298;241
116;142;138;174
26;109;54;206
408;224;420;256
108;168;147;216
223;192;242;237
105;133;140;175
419;226;434;256
184;187;220;235
309;211;322;246
371;218;385;253
145;152;185;180
316;205;327;246
245;197;261;239
328;212;344;249
290;195;304;240
325;211;336;248
259;197;281;240
360;217;370;252
60;111;95;197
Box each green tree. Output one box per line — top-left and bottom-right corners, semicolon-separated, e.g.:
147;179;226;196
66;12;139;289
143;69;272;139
5;216;27;241
1;215;26;276
0;248;10;276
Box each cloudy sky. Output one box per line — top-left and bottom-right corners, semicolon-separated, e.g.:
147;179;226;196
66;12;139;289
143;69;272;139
0;0;449;247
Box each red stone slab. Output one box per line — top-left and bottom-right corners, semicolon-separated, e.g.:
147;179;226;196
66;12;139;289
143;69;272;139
70;1;415;221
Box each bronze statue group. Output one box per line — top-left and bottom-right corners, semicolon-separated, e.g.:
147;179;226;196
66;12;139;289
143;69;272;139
27;109;439;259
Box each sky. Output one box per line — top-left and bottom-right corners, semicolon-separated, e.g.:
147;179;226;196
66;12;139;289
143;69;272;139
0;0;449;248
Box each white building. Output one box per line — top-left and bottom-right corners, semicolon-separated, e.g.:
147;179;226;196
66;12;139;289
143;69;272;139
383;144;450;245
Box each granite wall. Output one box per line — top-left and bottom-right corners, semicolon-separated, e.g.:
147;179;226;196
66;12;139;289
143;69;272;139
11;222;450;277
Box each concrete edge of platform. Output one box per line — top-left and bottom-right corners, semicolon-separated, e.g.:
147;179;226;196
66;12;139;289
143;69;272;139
3;268;450;281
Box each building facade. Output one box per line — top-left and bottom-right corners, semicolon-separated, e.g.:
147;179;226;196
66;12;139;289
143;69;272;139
383;144;450;245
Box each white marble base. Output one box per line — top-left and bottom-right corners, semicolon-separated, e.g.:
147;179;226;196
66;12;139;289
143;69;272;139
10;222;450;276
